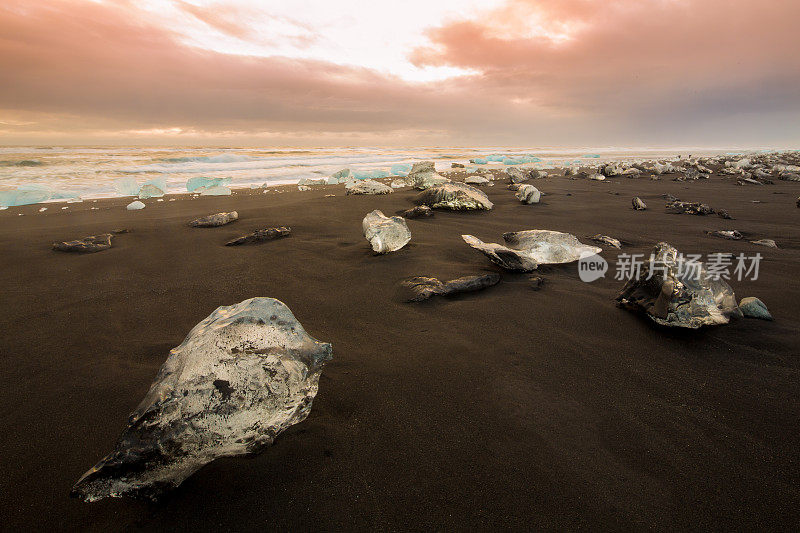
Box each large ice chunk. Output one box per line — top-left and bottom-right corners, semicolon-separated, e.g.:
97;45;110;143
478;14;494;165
616;242;740;328
362;209;411;254
71;297;333;502
408;161;448;190
345;179;393;195
462;230;601;271
414;182;493;210
516;184;541;204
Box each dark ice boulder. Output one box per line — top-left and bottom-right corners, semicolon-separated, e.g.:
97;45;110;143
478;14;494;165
738;297;772;320
462;230;601;272
71;297;333;502
189;211;238;227
225;226;291;245
590;234;621;249
414;182;493;211
706;230;742;240
399;205;434;219
616;242;739;328
52;234;113;253
401;274;500;302
751;239;777;248
666;201;715;215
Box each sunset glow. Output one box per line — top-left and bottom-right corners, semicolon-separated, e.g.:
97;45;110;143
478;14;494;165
1;0;798;146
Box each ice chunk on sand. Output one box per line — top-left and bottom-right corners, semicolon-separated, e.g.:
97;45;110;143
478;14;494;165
126;201;145;210
462;230;601;272
70;297;332;502
362;210;411;254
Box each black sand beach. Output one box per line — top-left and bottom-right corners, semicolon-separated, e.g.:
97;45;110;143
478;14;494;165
1;173;798;530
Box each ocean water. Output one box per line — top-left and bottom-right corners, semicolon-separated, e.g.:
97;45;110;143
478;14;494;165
0;146;736;203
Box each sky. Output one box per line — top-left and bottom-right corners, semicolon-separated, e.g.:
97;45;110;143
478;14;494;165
0;0;798;147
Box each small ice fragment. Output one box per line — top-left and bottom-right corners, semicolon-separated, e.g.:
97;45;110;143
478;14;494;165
126;201;145;210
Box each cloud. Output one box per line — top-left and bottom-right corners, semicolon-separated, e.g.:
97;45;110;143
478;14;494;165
174;0;255;40
0;0;797;146
0;1;459;132
411;0;800;118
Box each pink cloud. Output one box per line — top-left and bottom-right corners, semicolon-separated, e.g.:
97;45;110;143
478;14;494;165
0;0;797;146
175;1;255;40
0;1;454;131
412;0;800;114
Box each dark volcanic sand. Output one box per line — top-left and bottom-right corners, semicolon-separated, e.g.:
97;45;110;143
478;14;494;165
0;173;798;530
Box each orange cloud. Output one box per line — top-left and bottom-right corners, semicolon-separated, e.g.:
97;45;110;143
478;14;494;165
175;1;255;40
0;0;798;146
412;0;800;113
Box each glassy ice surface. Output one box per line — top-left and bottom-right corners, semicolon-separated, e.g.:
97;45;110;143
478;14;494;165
71;297;332;502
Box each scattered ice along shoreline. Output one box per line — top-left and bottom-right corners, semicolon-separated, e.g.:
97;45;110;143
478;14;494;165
0;146;792;206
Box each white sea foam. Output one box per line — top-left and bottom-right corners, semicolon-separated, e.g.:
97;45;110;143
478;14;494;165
0;146;752;202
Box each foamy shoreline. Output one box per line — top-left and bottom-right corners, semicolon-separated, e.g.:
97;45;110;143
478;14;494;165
1;147;775;205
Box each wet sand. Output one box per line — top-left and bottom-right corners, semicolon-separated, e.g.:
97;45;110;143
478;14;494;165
1;172;798;530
